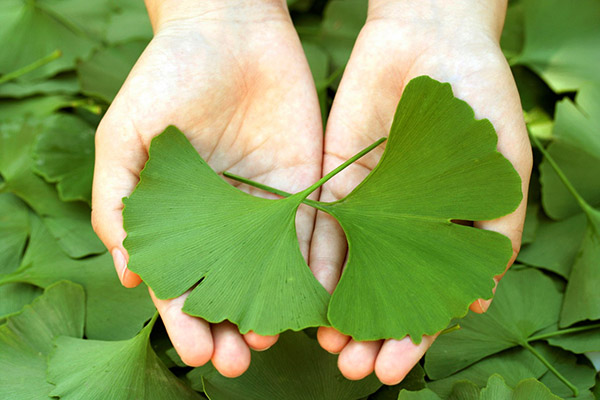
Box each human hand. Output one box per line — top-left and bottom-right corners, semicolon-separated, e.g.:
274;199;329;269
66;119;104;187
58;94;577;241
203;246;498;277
91;0;323;377
309;0;532;384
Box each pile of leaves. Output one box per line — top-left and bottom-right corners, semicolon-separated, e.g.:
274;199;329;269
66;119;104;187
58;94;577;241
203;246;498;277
0;0;599;399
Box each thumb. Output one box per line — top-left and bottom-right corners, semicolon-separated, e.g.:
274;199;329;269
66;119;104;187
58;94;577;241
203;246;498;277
91;117;146;288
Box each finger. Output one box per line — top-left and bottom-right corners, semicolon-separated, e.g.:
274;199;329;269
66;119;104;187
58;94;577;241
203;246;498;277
92;115;148;288
243;331;279;351
337;339;383;381
211;321;251;378
150;289;213;367
374;334;437;385
317;326;351;354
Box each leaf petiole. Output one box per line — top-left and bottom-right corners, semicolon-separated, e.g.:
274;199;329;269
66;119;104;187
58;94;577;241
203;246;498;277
0;50;62;85
521;341;579;397
527;322;600;342
224;137;387;208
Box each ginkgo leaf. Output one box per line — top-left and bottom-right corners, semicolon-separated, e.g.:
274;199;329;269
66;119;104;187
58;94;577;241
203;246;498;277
514;0;600;92
0;193;29;274
123;126;331;335
188;330;381;400
322;76;522;341
0;281;84;399
32;113;95;204
517;212;587;278
48;313;203;400
531;132;600;327
0;283;42;321
77;40;146;103
105;0;153;44
424;268;562;379
539;85;600;219
0;0;105;80
0;73;79;98
0;95;76;120
1;214;155;340
401;375;562;400
0;117;104;257
545;326;600;354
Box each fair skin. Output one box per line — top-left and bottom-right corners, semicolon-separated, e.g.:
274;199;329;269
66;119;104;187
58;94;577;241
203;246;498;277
92;0;532;383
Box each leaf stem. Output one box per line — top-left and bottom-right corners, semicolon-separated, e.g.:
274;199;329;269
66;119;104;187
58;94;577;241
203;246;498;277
439;323;461;336
521;341;579;397
529;131;596;220
224;137;386;207
0;50;62;85
300;137;387;198
222;172;326;210
528;322;600;342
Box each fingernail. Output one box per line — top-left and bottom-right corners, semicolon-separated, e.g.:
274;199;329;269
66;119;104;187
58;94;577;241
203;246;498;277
112;248;127;284
478;298;493;312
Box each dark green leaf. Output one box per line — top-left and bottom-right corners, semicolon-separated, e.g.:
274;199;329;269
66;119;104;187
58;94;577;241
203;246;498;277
189;330;382;400
0;281;84;399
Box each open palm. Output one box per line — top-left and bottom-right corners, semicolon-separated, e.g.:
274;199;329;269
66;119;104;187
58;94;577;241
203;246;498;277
310;5;532;384
91;5;322;378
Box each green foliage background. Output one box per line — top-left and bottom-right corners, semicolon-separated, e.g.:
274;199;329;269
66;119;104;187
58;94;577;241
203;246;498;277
0;0;599;399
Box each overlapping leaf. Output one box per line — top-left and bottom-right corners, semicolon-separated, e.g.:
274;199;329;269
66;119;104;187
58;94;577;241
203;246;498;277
322;76;521;341
188;330;381;400
32;113;95;203
0;117;104;257
123;126;330;335
0;193;29;274
0;281;84;399
48;313;202;400
514;0;600;91
399;375;561;400
1;214;155;340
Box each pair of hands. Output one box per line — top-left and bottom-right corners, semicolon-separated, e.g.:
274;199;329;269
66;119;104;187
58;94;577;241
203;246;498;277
91;0;532;384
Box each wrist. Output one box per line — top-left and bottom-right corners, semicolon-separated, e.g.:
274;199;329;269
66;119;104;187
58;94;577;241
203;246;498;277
367;0;507;42
144;0;289;33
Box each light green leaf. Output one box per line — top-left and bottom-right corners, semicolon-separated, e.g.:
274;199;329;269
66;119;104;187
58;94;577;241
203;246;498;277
123;126;330;335
0;281;85;399
0;0;102;80
424;268;562;379
323;76;522;341
1;214;155;340
500;2;524;60
397;388;441;400
0;193;29;274
536;344;597;398
515;0;600;91
540;85;600;219
32;113;95;204
48;313;202;400
189;330;381;400
0;117;104;257
77;40;147;102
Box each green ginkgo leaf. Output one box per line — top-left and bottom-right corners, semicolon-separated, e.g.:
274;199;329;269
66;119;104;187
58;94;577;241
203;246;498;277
514;0;600;92
400;375;561;400
0;281;85;399
1;214;155;340
0;117;104;257
48;313;203;400
539;85;600;219
0;0;108;80
0;193;29;274
32;113;95;204
322;76;522;341
0;283;42;321
123;126;332;335
188;330;381;400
